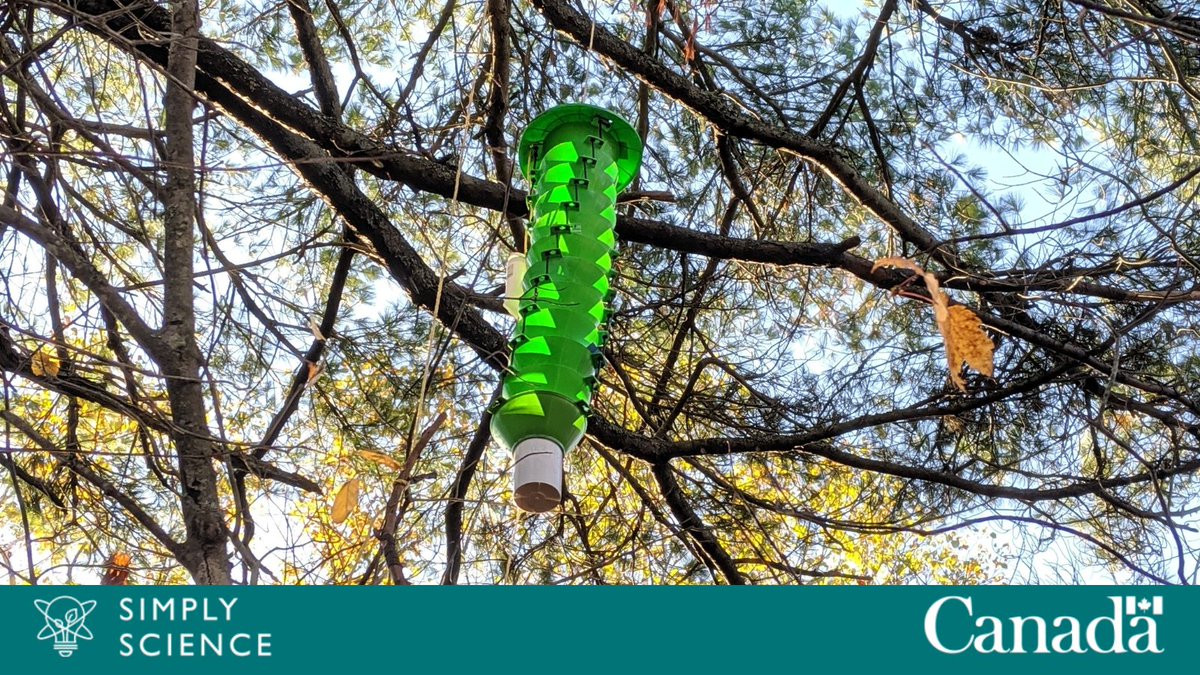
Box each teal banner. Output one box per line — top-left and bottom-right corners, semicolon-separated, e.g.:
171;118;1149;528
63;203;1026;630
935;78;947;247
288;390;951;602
0;587;1193;673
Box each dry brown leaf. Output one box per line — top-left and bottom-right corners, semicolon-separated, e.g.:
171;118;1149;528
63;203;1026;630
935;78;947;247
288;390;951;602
683;18;699;63
944;304;994;384
30;351;60;378
1112;411;1135;432
873;257;994;391
100;551;132;586
305;361;324;383
331;478;361;524
358;450;403;471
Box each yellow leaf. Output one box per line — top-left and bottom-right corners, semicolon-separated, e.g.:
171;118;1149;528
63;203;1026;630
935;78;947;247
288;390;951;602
941;304;994;391
874;256;993;391
30;351;60;378
358;450;403;471
331;478;360;524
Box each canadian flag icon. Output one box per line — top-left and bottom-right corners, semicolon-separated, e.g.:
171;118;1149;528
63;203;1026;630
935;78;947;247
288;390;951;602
1124;596;1163;615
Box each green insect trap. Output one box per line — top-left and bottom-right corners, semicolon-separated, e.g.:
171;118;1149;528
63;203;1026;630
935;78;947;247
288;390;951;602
490;104;643;513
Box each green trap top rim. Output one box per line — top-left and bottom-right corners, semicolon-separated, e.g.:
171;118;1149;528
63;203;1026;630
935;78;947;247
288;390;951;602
517;104;644;192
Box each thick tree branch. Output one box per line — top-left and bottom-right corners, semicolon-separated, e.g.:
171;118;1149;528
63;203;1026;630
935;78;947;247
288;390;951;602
285;0;341;119
441;383;499;585
49;0;1189;310
652;461;746;585
483;0;522;248
159;0;232;585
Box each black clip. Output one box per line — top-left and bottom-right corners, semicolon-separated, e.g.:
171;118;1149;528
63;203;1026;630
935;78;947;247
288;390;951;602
589;346;606;368
487;396;507;415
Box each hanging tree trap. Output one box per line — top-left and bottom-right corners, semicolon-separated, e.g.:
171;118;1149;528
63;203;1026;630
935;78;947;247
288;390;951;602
490;104;643;513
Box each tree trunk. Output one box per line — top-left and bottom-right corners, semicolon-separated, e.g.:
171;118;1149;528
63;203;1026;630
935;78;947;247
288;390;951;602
161;0;231;584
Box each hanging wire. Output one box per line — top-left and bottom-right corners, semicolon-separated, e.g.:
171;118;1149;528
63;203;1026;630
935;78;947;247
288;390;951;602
409;17;485;458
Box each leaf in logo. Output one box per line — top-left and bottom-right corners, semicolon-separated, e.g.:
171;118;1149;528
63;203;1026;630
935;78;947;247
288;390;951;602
36;596;97;658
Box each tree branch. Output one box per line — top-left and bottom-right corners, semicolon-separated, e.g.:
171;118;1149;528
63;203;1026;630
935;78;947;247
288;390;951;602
530;0;954;265
1;409;187;560
441;383;500;585
652;461;746;584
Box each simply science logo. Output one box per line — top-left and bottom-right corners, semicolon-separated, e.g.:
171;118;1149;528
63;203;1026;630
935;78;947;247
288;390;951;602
925;595;1164;655
34;596;97;658
29;594;273;659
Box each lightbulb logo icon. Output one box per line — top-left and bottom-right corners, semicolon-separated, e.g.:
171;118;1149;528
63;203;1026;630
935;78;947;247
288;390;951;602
34;596;96;657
